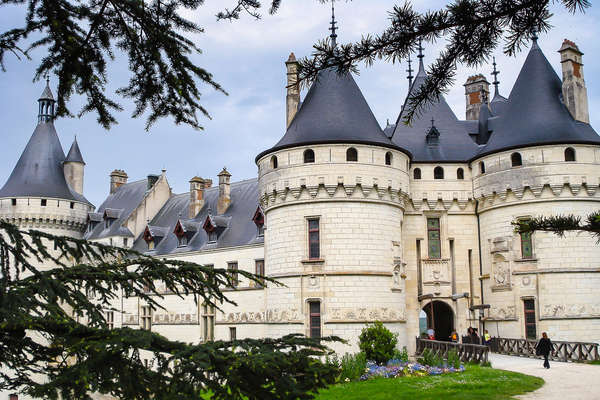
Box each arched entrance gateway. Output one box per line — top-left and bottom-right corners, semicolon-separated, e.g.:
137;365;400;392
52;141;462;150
422;301;454;341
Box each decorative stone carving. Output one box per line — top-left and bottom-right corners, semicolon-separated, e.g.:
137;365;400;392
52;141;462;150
422;258;451;286
491;254;511;290
328;307;405;322
153;312;198;325
218;308;302;324
488;306;516;320
122;314;139;325
541;303;600;319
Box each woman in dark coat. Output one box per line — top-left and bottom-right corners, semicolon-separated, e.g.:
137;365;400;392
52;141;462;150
536;332;552;369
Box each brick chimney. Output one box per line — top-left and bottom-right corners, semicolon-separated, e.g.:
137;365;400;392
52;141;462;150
285;52;300;128
217;167;231;215
109;169;128;194
189;176;206;218
464;74;490;120
559;39;589;123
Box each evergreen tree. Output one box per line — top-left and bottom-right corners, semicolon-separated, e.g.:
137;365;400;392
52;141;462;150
0;0;592;129
513;212;600;242
0;220;339;399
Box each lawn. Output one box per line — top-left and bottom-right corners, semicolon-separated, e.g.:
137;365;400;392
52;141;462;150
314;365;543;400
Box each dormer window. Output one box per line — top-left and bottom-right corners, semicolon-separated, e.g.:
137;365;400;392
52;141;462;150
203;214;229;244
208;231;217;243
144;225;166;251
87;212;102;233
103;208;121;230
178;236;188;247
174;220;197;248
252;207;265;238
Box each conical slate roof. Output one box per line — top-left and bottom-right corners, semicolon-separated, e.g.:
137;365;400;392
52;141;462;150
65;137;85;164
256;68;409;161
477;40;600;158
38;82;54;101
0;122;90;204
391;63;479;162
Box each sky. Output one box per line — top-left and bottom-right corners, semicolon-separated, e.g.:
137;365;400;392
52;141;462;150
1;1;600;207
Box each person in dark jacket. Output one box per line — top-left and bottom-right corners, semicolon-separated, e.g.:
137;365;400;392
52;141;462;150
536;332;552;369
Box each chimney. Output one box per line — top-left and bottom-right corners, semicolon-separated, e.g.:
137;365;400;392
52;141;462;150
464;74;490;120
189;176;206;218
285;52;300;128
217;167;231;215
109;169;128;194
559;39;589;124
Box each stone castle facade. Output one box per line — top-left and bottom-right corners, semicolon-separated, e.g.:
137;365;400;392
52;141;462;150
1;35;599;362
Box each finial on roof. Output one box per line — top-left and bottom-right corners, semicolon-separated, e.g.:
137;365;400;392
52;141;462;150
491;56;500;96
329;0;338;47
431;117;435;127
37;78;56;124
417;38;425;72
531;28;539;44
406;55;414;87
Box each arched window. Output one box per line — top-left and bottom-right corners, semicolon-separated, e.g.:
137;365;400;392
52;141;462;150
511;152;522;167
565;147;576;162
413;168;421;180
434;166;444;179
457;168;464;180
479;161;486;174
270;155;278;169
346;147;358;162
385;152;393;166
303;149;315;163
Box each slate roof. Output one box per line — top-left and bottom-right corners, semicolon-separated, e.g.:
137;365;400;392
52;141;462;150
85;179;150;240
132;179;263;255
256;68;410;161
0;121;92;204
477;39;600;158
39;83;54;101
65;138;85;164
391;63;480;162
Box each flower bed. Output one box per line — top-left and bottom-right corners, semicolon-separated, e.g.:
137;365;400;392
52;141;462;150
359;359;465;380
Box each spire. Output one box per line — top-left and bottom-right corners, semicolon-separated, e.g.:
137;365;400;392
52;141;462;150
491;57;500;96
38;76;55;124
65;136;85;164
417;38;425;73
406;55;414;87
329;0;338;47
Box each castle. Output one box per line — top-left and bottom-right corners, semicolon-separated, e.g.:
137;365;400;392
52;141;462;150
1;31;599;359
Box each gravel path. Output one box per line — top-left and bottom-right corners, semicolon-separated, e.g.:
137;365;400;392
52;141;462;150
489;353;600;399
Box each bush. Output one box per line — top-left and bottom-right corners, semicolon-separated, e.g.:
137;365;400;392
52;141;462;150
358;321;398;365
417;348;443;367
339;352;367;382
391;347;409;362
447;349;460;369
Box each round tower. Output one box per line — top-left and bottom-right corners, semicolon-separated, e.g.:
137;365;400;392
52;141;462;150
0;82;94;239
256;59;412;352
471;38;600;342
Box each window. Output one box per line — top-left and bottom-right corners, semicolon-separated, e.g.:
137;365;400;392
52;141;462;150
253;207;265;237
457;168;464;180
177;235;188;247
255;259;265;287
148;240;155;250
309;301;321;339
565;147;576;162
346;147;358;162
106;311;114;329
202;303;215;341
385;152;393;166
123;238;128;247
227;262;239;287
523;299;536;339
427;218;441;259
270;155;278;169
70;202;75;209
105;218;112;229
303;149;315;163
11;198;16;206
511;152;522;167
413;168;422;180
434;166;444;179
479;161;486;174
208;230;217;243
41;199;47;207
229;327;237;341
308;218;320;259
141;306;152;330
520;223;533;259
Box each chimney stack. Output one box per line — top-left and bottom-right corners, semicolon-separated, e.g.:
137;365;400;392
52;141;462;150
109;169;128;194
464;74;490;120
559;39;589;124
285;52;300;128
217;167;231;215
189;176;206;218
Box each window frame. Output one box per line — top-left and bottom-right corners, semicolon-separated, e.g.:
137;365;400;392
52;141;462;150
308;300;321;340
385;151;393;166
229;327;237;341
511;152;522;167
270;155;278;169
426;217;442;259
413;168;422;180
307;217;321;260
346;147;358;162
303;149;315;163
523;298;537;339
202;303;215;342
41;199;47;207
565;147;576;162
227;261;239;287
106;311;114;329
479;161;486;174
141;305;152;331
434;166;444;179
255;259;265;287
457;168;464;180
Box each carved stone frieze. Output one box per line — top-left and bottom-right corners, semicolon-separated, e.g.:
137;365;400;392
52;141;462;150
153;312;198;325
122;314;139;325
218;308;302;324
541;303;600;319
487;306;516;320
329;307;405;322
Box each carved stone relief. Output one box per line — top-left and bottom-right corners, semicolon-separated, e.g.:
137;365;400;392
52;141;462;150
122;314;139;325
492;254;511;290
329;307;405;322
217;308;302;324
153;312;198;325
488;305;517;320
541;303;600;319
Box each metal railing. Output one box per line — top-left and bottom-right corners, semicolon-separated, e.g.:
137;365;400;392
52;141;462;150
490;337;600;362
415;338;489;364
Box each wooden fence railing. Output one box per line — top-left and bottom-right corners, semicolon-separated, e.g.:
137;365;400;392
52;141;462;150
490;337;600;362
415;338;489;364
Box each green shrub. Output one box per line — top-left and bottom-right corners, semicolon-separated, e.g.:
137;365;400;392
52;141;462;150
417;348;444;367
338;352;367;382
481;361;492;367
447;349;460;369
391;346;409;362
358;321;398;365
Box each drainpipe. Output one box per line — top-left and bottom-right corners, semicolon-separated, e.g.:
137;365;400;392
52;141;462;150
475;200;485;335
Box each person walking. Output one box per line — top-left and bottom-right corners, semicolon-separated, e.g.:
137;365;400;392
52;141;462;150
536;332;553;369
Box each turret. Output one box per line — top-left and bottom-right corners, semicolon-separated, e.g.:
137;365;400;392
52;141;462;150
559;39;589;123
63;137;85;194
38;78;55;124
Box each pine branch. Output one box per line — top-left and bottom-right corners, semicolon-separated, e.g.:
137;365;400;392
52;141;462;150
512;211;600;243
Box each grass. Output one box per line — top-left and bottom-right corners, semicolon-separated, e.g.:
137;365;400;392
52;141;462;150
588;360;600;365
314;365;544;400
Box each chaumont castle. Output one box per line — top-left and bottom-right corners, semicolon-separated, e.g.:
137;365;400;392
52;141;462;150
1;31;599;358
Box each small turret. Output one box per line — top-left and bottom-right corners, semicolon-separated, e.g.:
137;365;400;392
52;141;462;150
38;78;55;124
63;137;85;194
